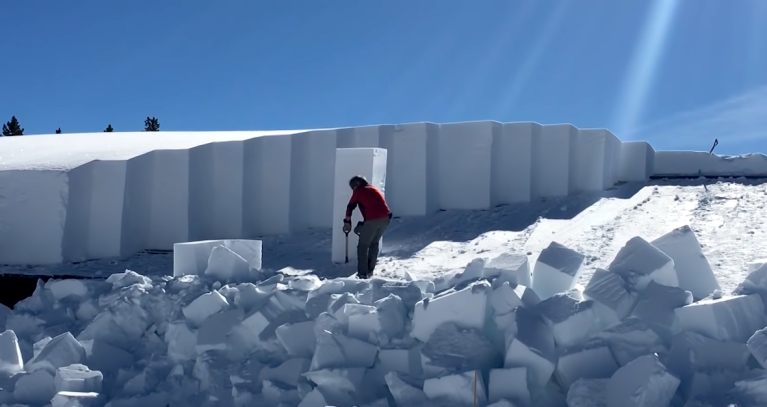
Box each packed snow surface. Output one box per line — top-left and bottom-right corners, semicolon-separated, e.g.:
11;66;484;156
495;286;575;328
0;179;765;406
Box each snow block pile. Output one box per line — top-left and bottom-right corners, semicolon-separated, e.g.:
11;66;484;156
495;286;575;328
3;225;767;406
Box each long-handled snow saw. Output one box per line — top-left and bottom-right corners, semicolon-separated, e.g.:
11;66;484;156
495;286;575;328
344;231;350;263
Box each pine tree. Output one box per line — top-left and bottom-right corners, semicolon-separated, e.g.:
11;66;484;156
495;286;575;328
144;117;160;132
104;124;114;132
55;128;62;134
2;116;24;136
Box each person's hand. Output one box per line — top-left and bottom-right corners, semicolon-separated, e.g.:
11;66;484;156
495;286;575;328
343;219;352;233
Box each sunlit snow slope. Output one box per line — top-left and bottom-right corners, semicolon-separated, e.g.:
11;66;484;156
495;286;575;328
3;178;764;294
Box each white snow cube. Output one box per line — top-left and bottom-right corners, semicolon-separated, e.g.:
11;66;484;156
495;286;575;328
531;241;585;299
0;330;24;376
488;367;529;405
555;338;619;390
631;281;692;342
26;332;86;373
54;364;103;393
411;280;490;343
583;269;637;328
536;289;598;348
182;290;229;327
749;327;767;369
310;331;378;371
484;253;532;287
651;225;720;299
608;236;678;291
51;391;104;407
597;317;666;366
674;293;765;342
275;321;316;358
504;307;557;390
423;370;487;407
567;378;607;407
606;354;679;407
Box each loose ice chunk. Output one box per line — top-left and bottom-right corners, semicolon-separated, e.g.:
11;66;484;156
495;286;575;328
583;269;638;328
450;258;487;287
196;308;243;353
51;391;105;407
555;338;619;390
298;388;328;407
345;304;382;343
165;321;197;362
385;371;429;406
13;369;56;405
484;253;532;287
411;280;490;343
675;293;765;342
378;348;423;378
26;332;86;373
105;270;153;290
375;294;408;341
749;327;767;369
423;371;487;407
597;317;666;366
422;323;501;373
651;225;720;299
275;321;316;358
734;263;767;309
631;281;692;343
259;358;311;387
310;331;378;370
204;245;251;283
79;339;134;373
608;236;679;291
667;331;749;402
606;354;679;407
490;282;540;317
182;290;229;327
536;289;598;348
54;364;103;393
0;330;23;376
504;307;557;390
531;241;585;299
488;368;529;405
46;279;89;303
567;378;607;407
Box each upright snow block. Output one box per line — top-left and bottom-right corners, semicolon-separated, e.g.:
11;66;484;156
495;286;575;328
536;124;579;198
188;141;244;241
491;122;541;205
379;122;440;216
0;170;69;265
618;141;655;182
290;130;338;231
63;160;127;262
337;125;386;148
576;129;620;191
331;148;388;264
242;134;292;236
121;149;190;254
436;121;498;209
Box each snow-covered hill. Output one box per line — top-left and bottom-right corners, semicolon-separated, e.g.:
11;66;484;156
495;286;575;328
4;179;765;295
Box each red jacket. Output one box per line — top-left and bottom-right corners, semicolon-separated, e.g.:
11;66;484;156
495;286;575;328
346;185;391;221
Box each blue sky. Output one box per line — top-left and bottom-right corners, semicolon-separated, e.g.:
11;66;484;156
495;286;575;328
2;0;766;154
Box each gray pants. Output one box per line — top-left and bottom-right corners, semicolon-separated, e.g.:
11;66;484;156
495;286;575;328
357;217;391;276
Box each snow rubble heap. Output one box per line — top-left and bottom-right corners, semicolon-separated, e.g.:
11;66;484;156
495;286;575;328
1;225;767;407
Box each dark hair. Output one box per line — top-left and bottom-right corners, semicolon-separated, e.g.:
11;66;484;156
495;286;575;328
349;175;369;187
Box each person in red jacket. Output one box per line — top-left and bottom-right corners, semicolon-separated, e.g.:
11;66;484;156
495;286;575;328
343;175;392;278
